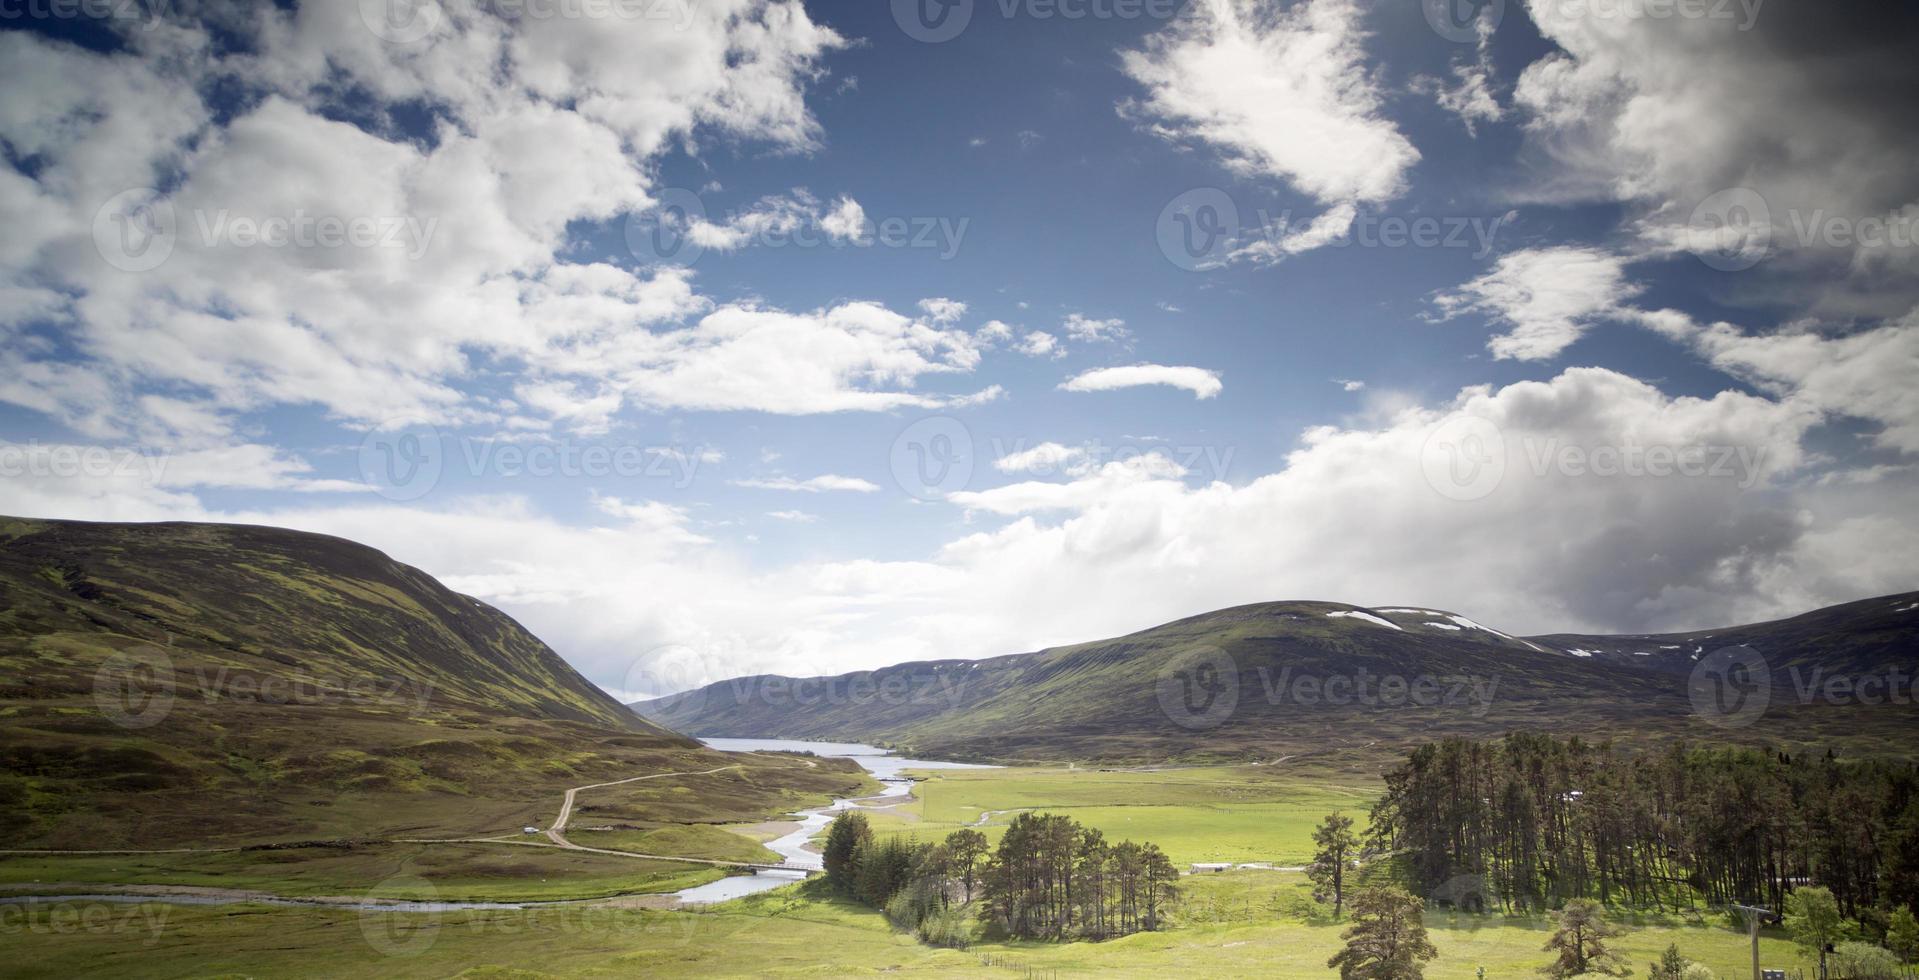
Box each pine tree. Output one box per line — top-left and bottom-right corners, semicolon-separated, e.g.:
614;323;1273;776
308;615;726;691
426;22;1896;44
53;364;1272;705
1542;898;1631;978
944;828;988;902
1310;811;1360;918
822;811;872;895
1327;887;1439;980
1649;942;1689;980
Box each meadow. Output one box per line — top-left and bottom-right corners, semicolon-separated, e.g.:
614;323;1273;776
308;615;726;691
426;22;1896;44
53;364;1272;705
1;762;1822;977
867;764;1378;866
2;875;1808;979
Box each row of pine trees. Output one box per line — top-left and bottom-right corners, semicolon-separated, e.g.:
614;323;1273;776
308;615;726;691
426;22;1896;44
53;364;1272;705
1368;733;1919;918
820;810;1181;942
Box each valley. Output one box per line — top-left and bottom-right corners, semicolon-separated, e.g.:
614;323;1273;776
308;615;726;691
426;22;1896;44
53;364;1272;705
3;517;1914;977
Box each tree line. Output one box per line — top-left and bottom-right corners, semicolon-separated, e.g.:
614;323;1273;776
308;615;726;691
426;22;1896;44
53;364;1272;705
1367;733;1919;919
820;810;1181;942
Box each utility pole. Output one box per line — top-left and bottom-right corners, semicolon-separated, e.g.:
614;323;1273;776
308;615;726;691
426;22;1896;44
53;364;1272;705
1733;904;1773;980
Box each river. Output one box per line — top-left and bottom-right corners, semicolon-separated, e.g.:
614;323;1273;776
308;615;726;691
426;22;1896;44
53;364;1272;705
670;738;994;904
0;739;989;913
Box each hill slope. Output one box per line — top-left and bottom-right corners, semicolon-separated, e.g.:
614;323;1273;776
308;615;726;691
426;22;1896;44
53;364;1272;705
636;595;1919;766
0;517;862;847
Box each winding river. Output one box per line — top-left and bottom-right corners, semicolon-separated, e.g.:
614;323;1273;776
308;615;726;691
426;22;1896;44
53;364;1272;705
671;738;994;904
0;739;990;913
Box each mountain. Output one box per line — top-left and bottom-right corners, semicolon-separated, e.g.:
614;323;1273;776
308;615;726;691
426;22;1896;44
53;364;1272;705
0;517;861;848
635;595;1919;767
1535;591;1919;679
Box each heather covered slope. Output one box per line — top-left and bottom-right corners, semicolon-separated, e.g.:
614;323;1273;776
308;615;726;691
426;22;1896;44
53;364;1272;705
0;517;862;847
636;597;1919;766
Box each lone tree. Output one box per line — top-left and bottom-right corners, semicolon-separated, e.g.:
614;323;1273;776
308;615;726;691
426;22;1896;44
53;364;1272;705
822;811;872;894
1309;811;1361;918
1785;886;1848;980
1542;898;1631;978
944;828;988;902
1327;887;1439;980
1649;942;1719;980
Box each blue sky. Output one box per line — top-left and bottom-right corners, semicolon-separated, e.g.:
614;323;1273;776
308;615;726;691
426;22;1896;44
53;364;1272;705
2;0;1915;698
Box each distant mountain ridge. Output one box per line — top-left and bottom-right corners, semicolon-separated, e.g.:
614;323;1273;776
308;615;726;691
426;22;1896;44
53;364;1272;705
635;593;1919;766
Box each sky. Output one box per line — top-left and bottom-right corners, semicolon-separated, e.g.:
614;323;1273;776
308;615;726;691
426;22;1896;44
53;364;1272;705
1;0;1916;701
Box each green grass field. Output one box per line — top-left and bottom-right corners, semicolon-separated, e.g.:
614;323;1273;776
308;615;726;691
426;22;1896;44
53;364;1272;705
1;875;1811;979
0;842;726;902
1;763;1826;977
867;764;1376;865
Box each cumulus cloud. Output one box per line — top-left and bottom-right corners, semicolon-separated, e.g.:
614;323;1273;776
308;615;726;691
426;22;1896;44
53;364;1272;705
1060;364;1224;399
9;364;1918;694
0;2;951;442
919;297;968;325
1121;0;1418;256
1433;246;1640;360
1511;1;1919;312
1633;308;1919;454
1016;331;1063;358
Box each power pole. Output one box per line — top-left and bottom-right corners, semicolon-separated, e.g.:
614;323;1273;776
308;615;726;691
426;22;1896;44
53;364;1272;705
1733;904;1773;980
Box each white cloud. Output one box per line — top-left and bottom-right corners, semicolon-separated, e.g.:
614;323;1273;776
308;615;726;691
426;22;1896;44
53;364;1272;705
820;196;865;240
919;297;968;325
9;365;1918;696
1634;308;1919;454
1016;331;1063;359
1060;364;1224;399
1415;60;1503;135
994;442;1092;475
1510;0;1919;312
1433;246;1639;360
1121;0;1419;245
0;3;896;439
733;474;881;493
1062;313;1129;343
688;191;867;251
766;509;820;522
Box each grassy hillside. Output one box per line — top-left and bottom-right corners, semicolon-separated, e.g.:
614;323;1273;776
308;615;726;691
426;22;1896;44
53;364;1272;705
0;516;866;848
637;596;1919;766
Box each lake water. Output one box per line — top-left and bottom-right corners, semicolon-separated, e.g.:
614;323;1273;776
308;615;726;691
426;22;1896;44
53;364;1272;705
671;738;994;904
